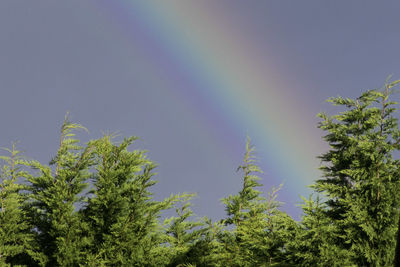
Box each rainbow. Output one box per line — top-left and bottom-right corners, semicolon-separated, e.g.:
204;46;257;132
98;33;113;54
93;1;327;213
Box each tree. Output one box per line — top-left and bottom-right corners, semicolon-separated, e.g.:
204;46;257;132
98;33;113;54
160;194;207;266
287;195;352;267
313;80;400;266
26;116;93;266
0;144;38;266
81;135;179;266
221;137;296;266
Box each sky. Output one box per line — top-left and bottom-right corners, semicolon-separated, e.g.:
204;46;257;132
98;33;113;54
1;1;400;220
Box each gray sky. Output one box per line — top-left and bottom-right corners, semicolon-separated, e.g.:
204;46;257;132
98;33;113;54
1;1;400;220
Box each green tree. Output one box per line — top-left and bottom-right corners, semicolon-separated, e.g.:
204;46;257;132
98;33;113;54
0;144;38;266
186;218;227;267
81;135;178;266
313;80;400;266
221;138;296;266
160;194;207;266
26;117;93;266
287;195;352;266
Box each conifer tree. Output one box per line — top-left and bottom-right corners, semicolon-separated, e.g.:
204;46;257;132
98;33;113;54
197;219;228;266
0;144;37;266
161;194;207;266
223;138;264;227
26;116;93;266
313;80;400;266
287;195;352;266
81;135;178;266
221;137;296;266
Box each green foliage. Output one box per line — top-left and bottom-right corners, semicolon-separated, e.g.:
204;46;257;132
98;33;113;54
287;195;353;266
0;144;37;266
25;116;93;266
1;79;400;266
81;134;180;266
157;194;207;266
221;137;296;267
312;80;400;266
223;137;264;227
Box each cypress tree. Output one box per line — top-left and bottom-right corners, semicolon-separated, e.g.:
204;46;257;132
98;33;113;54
287;195;352;266
0;144;38;266
313;80;400;266
161;194;207;266
221;138;296;266
26;116;93;266
81;135;178;266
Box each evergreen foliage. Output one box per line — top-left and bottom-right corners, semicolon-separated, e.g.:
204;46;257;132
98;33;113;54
81;135;179;266
313;80;400;266
221;137;296;266
287;195;352;266
161;194;207;266
25;117;93;266
1;79;400;266
0;144;37;266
